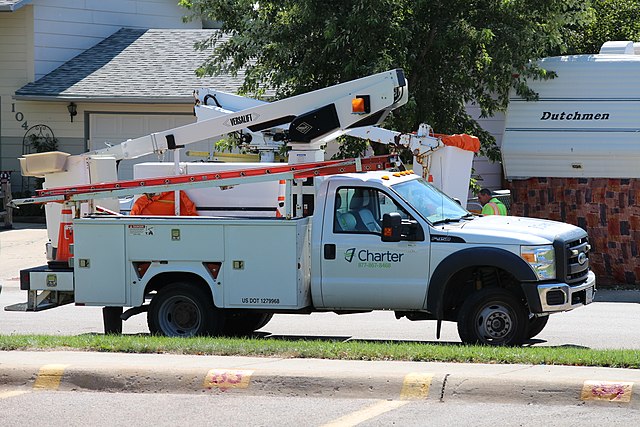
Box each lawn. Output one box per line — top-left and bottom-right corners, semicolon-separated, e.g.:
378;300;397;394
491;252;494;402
0;334;638;369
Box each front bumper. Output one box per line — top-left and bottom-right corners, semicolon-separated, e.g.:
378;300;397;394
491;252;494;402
531;271;596;313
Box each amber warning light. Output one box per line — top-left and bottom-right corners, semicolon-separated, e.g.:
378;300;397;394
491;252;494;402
352;95;370;114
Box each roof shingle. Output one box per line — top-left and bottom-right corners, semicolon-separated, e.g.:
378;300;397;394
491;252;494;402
15;28;248;103
0;0;30;12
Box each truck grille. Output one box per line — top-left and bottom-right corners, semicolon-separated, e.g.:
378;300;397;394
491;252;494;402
554;234;590;285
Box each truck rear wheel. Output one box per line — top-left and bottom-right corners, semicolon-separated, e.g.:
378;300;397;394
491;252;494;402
457;288;527;346
148;282;224;337
223;312;273;336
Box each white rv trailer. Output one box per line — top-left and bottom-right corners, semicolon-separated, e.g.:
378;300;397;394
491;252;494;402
502;41;640;179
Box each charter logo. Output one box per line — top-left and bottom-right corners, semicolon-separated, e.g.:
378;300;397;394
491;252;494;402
345;248;356;262
344;248;404;264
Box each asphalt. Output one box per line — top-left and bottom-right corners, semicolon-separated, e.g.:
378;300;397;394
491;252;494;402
0;350;638;406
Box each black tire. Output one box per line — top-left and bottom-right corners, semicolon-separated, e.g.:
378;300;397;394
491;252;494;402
457;288;528;346
223;312;273;336
527;315;549;339
148;282;224;337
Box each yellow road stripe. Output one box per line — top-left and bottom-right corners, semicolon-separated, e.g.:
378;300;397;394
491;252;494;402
400;372;433;400
0;390;29;399
203;369;253;391
33;364;69;390
321;400;409;427
581;380;634;402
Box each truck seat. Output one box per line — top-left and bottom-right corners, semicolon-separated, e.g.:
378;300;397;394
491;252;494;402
337;212;358;231
349;190;381;232
335;193;357;231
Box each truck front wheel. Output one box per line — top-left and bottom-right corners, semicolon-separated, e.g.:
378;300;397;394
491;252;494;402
457;288;527;346
148;282;224;337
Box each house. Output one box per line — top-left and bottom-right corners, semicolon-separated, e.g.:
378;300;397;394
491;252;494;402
1;0;503;198
0;0;240;192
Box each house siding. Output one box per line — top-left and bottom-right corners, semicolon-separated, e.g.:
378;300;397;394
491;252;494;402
31;0;200;79
0;5;33;181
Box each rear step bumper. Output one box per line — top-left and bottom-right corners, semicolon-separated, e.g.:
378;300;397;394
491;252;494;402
4;265;74;312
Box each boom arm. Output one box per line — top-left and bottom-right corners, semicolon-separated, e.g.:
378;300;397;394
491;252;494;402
345;123;442;160
347;124;480;205
195;92;442;165
89;69;408;161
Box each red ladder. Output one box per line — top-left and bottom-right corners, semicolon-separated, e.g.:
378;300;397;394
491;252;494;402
34;155;398;201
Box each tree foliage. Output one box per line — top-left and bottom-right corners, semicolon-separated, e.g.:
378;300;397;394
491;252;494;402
564;0;640;54
180;0;591;161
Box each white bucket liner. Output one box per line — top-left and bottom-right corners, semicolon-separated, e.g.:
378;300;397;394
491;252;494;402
415;146;475;205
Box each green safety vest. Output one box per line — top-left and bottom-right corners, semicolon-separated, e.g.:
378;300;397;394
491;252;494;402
481;197;507;216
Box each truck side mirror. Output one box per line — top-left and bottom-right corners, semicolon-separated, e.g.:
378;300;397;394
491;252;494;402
381;212;402;242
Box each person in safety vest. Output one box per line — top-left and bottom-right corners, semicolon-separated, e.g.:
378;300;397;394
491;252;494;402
130;191;198;216
478;188;507;216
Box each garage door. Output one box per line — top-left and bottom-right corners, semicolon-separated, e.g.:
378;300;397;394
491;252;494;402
89;113;214;180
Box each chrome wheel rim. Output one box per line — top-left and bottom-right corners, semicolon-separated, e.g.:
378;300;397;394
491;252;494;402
476;303;514;341
158;295;201;337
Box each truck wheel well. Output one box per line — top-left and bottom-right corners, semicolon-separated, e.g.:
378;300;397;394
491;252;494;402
441;266;523;322
144;272;214;305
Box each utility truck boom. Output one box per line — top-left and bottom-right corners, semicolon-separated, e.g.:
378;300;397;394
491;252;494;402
89;69;408;162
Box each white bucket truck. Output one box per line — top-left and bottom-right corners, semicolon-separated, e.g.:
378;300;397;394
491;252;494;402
7;69;595;346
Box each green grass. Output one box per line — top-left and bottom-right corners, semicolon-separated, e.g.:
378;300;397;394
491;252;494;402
0;334;638;368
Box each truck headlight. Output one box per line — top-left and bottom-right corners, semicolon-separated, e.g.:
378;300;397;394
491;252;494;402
521;245;556;280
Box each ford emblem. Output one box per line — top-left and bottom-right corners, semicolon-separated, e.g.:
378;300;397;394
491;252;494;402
577;252;587;265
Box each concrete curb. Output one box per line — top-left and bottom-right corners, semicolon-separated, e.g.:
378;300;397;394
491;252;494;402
3;364;410;399
1;351;639;406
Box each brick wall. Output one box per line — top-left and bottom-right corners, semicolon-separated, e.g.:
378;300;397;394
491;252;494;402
509;178;640;286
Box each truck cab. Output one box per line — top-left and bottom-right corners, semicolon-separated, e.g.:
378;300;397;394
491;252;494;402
315;171;435;310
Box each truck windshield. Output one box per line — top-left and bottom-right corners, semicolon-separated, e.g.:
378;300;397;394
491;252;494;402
392;178;470;224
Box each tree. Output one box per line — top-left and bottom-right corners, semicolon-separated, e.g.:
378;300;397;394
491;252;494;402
564;0;640;54
180;0;591;161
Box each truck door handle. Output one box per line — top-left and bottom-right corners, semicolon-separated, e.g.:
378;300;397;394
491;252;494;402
324;244;336;260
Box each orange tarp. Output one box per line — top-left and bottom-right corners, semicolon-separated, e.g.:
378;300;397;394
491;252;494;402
130;191;198;216
435;134;481;153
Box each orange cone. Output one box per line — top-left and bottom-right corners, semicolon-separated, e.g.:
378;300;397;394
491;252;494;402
56;206;74;263
276;180;286;218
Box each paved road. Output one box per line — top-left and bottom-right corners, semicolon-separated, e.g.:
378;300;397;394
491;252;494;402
1;389;638;426
2;223;639;349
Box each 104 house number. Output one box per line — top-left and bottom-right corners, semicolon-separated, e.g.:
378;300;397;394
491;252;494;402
12;103;29;130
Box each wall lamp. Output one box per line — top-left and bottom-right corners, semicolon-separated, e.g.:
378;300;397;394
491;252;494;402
67;102;77;122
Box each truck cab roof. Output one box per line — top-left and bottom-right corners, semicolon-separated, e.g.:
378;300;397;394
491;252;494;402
328;170;420;188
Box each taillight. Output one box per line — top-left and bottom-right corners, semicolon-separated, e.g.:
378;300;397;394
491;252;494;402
20;270;30;290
